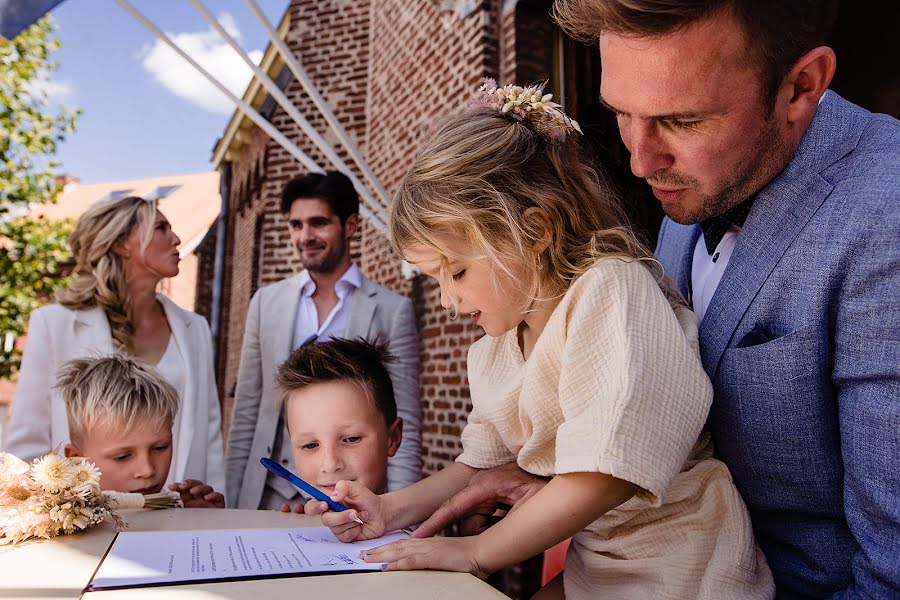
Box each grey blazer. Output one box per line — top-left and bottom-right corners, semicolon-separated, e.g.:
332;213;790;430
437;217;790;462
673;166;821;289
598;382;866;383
225;271;422;509
656;91;900;598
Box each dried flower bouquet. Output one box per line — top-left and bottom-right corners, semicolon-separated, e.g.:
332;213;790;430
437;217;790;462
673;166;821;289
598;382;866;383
0;451;181;545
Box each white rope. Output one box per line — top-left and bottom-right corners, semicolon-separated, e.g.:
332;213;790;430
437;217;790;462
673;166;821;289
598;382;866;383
110;0;385;231
244;0;392;216
190;0;388;229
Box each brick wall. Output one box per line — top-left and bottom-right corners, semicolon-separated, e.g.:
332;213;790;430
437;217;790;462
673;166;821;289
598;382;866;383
361;0;502;474
193;222;217;323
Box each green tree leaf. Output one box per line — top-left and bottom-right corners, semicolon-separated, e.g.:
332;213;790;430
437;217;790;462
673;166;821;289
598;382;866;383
0;16;80;379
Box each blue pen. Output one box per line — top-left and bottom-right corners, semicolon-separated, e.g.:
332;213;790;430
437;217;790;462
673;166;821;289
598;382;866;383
259;457;365;525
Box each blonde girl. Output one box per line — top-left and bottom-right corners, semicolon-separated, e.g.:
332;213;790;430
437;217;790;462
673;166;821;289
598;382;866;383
309;84;773;600
7;196;224;493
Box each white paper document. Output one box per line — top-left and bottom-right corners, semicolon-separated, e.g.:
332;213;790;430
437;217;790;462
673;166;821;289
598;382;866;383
90;527;409;590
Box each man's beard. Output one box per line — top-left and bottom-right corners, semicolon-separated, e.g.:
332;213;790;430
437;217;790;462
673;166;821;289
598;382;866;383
652;111;789;225
301;237;346;273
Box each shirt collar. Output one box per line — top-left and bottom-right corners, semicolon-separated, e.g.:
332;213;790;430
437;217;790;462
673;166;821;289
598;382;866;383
337;262;362;295
299;262;361;297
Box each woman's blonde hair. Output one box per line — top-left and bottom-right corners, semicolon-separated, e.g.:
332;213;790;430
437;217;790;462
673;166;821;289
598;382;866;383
390;108;681;317
56;196;157;352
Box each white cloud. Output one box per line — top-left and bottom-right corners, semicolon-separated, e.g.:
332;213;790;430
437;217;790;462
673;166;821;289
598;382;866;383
138;12;263;114
25;70;75;104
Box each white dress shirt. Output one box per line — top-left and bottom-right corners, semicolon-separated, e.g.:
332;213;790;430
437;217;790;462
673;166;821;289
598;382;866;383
154;335;186;487
691;224;742;323
292;262;362;348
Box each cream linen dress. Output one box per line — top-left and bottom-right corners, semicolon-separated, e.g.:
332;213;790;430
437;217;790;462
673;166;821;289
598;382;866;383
458;259;774;599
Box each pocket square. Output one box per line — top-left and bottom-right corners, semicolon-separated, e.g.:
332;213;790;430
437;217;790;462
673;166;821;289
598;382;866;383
737;326;774;348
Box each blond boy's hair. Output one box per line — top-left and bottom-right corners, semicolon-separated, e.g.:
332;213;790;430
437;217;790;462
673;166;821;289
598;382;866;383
55;355;178;442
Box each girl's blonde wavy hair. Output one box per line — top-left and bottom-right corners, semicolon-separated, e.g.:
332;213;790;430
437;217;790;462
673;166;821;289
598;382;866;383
390;108;682;317
56;196;158;353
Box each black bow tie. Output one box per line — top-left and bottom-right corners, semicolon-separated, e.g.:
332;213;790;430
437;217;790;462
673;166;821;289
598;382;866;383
700;198;755;254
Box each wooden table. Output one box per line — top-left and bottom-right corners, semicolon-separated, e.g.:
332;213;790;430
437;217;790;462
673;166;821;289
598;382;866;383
0;508;510;600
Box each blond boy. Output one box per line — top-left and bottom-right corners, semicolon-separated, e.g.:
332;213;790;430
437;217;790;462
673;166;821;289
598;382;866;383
275;339;403;513
56;355;224;508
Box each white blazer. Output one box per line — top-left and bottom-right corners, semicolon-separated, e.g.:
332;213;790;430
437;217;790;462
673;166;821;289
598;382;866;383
4;297;225;492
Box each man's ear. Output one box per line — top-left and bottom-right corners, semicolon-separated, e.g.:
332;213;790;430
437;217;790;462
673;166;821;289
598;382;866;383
63;443;82;458
386;418;403;457
344;213;360;240
522;207;553;255
780;46;836;125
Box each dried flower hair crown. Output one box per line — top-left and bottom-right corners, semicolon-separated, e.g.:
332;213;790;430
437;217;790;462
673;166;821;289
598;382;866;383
469;79;582;141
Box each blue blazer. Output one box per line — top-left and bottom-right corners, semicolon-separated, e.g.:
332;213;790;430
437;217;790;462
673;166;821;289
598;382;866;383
655;92;900;599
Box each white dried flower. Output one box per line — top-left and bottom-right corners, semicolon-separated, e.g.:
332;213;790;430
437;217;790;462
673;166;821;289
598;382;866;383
31;454;75;493
70;458;101;488
470;79;582;140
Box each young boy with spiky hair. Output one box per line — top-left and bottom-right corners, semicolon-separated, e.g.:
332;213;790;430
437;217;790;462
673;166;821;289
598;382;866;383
56;355;224;508
275;338;404;513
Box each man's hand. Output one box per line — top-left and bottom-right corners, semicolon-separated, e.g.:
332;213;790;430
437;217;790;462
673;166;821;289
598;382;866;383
169;479;225;509
412;462;548;538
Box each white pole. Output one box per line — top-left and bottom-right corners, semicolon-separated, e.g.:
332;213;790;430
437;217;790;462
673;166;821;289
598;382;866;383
189;0;388;226
110;0;386;231
244;0;392;209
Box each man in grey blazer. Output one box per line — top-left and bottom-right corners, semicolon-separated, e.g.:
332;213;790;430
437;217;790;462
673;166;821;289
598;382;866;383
226;171;421;511
413;1;899;596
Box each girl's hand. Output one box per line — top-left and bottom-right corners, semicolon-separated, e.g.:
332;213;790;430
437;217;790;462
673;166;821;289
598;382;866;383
315;480;385;542
169;479;225;509
361;536;489;579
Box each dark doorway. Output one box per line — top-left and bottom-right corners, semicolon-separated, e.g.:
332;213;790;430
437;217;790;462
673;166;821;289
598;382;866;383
828;1;900;118
514;0;664;249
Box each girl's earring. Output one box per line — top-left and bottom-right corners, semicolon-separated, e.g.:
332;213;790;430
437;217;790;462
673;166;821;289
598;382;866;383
537;254;543;271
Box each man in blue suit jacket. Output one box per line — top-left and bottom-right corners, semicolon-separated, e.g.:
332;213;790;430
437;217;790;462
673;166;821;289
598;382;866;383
413;0;899;597
654;87;899;598
565;0;899;597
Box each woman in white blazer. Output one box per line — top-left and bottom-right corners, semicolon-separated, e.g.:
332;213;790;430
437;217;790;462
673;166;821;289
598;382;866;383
4;196;224;492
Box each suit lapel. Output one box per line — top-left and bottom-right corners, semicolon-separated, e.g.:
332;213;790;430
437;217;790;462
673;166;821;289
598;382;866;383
697;92;859;378
344;275;377;339
72;307;114;354
699;173;832;376
160;296;195;482
271;274;304;358
665;222;702;302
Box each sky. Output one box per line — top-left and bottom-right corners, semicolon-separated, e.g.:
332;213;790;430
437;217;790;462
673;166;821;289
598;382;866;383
41;0;287;184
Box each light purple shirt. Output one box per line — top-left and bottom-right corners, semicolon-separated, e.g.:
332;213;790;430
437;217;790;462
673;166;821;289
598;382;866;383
292;262;361;349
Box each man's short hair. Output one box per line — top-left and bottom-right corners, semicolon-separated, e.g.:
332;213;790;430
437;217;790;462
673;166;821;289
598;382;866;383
280;171;360;224
275;338;397;425
56;355;178;442
553;0;839;105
